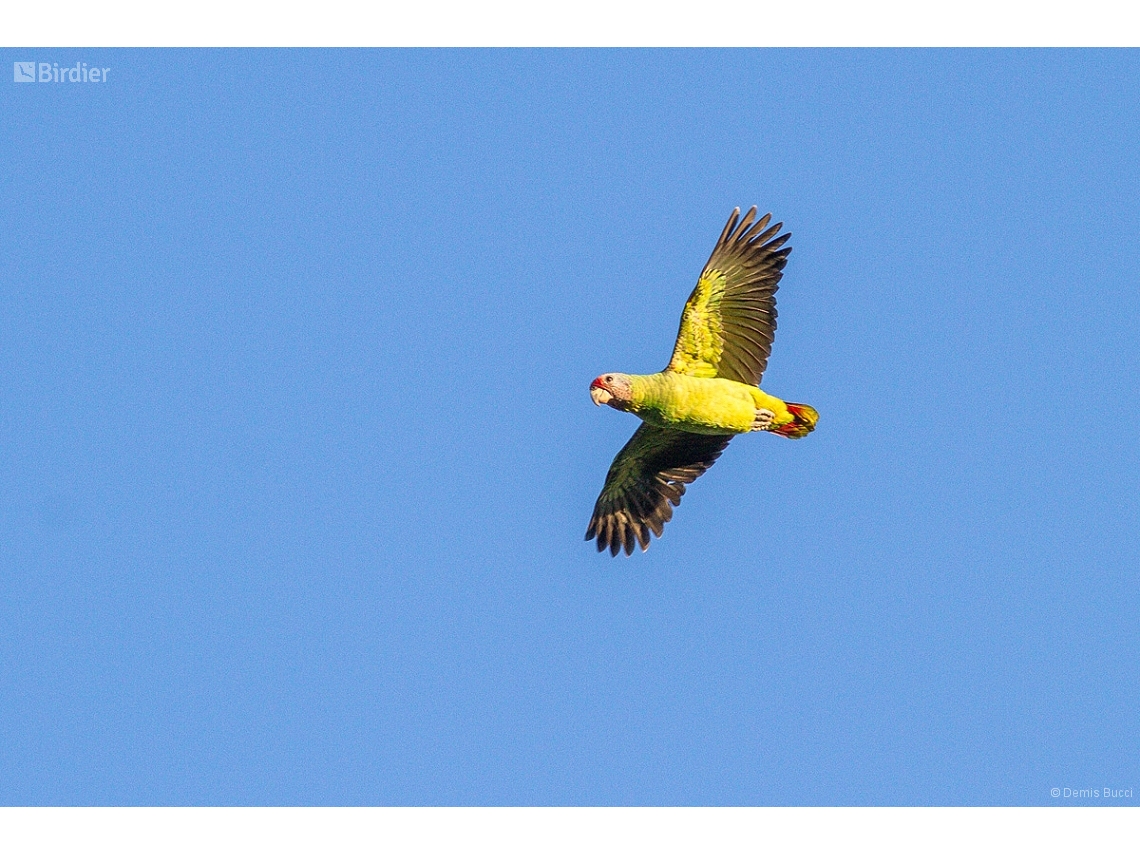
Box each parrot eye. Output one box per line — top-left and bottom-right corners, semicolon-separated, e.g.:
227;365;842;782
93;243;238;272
605;375;613;382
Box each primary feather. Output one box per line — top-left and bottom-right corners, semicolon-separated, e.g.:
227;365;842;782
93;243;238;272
585;424;731;556
667;206;790;384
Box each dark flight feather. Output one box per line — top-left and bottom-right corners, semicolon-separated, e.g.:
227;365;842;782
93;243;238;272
585;424;732;555
666;206;791;386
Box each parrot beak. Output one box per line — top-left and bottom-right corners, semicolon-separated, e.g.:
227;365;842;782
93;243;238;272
591;386;613;406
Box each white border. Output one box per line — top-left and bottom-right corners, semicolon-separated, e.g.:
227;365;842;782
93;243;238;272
2;807;1139;854
3;0;1139;47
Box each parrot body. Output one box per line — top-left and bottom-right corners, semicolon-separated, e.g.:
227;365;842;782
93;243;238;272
597;372;815;438
585;206;818;556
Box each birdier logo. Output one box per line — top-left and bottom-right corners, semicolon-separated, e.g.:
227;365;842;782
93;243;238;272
13;61;110;83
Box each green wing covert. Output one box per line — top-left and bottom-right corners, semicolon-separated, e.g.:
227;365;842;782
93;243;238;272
585;423;732;556
666;207;791;386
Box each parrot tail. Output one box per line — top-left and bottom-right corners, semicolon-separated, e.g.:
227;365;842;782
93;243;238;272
773;402;818;439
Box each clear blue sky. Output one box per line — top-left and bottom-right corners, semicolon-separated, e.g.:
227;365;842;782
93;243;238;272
2;50;1137;806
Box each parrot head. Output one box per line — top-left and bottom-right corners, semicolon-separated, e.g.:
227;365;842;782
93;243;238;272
590;373;633;409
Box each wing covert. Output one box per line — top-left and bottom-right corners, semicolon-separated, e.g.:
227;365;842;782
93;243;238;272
585;424;732;556
666;207;791;385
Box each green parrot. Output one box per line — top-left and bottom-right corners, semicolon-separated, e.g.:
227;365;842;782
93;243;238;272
586;206;818;556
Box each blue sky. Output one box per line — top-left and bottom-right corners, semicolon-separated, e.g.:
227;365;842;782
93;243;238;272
1;49;1137;806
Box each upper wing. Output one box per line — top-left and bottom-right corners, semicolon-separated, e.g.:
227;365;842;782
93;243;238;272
585;423;732;556
666;207;791;385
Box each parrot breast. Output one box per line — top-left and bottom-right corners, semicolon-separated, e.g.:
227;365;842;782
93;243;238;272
628;373;764;435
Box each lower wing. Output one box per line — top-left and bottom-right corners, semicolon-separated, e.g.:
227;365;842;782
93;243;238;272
585;423;732;556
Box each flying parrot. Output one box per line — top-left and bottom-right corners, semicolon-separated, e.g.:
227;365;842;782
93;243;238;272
586;206;818;556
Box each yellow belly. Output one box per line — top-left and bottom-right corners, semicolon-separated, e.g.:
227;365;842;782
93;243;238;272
630;374;790;435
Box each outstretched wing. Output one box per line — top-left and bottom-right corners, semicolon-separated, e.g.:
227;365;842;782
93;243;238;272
585;424;732;556
666;207;791;385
